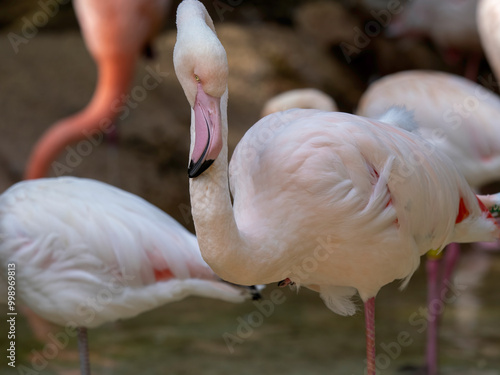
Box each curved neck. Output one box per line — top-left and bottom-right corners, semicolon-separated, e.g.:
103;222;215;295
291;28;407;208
24;55;137;179
189;91;262;285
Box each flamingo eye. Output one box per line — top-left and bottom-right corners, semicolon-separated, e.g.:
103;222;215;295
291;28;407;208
194;74;200;82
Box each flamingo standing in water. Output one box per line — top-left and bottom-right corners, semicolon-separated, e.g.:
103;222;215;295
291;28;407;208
0;176;259;375
25;0;170;180
261;88;338;118
173;1;500;373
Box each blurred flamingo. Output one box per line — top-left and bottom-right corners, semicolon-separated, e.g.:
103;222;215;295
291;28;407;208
357;70;500;373
261;88;338;118
358;4;500;368
173;1;500;374
25;0;170;180
0;176;259;375
386;0;482;80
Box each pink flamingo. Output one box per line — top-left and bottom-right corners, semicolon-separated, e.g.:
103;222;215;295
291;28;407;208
358;2;500;365
173;1;500;374
25;0;170;180
357;68;500;375
0;176;259;375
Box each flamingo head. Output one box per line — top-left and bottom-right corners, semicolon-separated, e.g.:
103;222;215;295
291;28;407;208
174;0;228;178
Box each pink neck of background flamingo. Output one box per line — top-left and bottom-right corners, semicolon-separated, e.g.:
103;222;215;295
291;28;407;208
24;55;136;179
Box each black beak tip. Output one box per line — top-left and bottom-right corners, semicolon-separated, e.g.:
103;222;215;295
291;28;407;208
249;285;262;300
188;159;215;178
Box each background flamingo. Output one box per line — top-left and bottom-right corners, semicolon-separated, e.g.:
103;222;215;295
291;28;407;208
260;88;338;118
385;0;482;80
358;2;500;366
24;0;170;180
173;1;500;374
0;176;259;375
357;68;500;375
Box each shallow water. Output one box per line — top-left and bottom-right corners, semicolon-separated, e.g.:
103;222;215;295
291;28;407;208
2;249;499;375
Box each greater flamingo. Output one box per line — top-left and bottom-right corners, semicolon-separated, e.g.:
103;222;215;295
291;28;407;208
173;1;500;373
357;74;500;375
0;176;259;375
24;0;170;180
261;88;338;118
386;0;482;80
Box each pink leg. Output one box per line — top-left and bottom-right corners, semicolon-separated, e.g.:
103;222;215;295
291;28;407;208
77;327;91;375
426;256;440;375
365;297;376;375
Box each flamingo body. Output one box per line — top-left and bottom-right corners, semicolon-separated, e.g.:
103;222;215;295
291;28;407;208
388;0;481;54
228;109;497;310
261;88;338;118
0;177;250;328
174;1;499;372
357;70;500;188
478;0;500;82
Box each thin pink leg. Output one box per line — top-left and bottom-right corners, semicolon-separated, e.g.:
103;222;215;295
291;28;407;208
77;327;91;375
365;297;376;375
426;256;440;375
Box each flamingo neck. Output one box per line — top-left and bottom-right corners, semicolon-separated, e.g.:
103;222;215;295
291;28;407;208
189;90;258;285
24;55;137;179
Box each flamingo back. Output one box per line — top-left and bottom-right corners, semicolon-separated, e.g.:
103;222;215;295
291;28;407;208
0;177;248;327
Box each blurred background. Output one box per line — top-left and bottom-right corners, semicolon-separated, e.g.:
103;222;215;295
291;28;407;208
1;0;499;374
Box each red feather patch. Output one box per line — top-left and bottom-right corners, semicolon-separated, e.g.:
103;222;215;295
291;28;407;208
455;197;469;224
154;268;174;281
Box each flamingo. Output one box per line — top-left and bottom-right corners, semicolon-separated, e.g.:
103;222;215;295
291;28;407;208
173;1;500;373
386;0;482;80
261;89;338;118
356;70;500;374
0;176;259;375
24;0;170;180
358;3;500;362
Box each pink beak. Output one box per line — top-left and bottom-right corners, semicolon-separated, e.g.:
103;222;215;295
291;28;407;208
188;82;223;178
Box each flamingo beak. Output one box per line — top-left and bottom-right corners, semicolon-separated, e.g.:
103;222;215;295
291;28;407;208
188;82;223;178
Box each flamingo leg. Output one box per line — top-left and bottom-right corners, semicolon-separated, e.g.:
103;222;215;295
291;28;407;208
464;52;482;82
365;297;376;375
77;327;91;375
426;253;441;375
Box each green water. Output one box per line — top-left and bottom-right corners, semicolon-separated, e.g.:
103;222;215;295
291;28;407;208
2;249;499;375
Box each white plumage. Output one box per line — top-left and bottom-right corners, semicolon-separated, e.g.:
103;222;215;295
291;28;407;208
0;177;251;330
173;1;500;373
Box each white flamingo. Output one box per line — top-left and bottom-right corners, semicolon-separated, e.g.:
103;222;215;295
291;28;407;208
25;0;170;180
261;88;338;118
173;1;500;374
0;176;259;375
357;0;500;367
